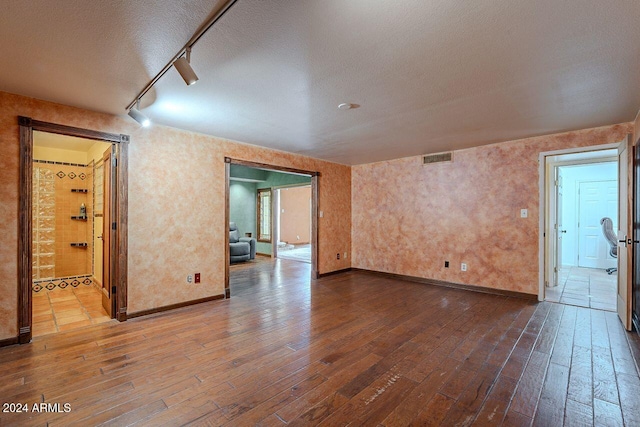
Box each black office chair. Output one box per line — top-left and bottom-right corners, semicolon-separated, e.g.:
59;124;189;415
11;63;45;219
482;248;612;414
600;217;617;275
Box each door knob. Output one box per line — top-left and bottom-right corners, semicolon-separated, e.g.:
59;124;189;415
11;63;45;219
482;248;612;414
561;230;567;233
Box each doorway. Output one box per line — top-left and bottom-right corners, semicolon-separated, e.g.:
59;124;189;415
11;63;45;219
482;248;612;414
274;185;312;264
30;132;114;337
225;158;318;298
546;158;618;311
18;117;129;344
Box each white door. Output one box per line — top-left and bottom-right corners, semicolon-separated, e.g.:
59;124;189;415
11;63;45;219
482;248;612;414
618;137;632;330
554;171;564;286
577;181;617;269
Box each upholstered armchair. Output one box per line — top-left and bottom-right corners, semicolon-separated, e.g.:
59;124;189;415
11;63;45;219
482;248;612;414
229;222;256;262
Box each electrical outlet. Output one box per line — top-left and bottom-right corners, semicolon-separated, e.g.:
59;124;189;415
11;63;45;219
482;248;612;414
187;275;193;283
520;209;528;218
194;273;200;283
445;261;449;268
461;263;467;272
337;253;340;260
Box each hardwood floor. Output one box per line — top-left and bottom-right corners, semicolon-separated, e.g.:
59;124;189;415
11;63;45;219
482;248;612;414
1;258;639;426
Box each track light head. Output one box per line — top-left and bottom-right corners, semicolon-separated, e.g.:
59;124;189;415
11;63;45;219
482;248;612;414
174;48;199;86
128;106;150;127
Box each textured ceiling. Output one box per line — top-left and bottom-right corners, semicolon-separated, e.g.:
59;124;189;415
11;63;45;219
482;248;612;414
1;0;639;165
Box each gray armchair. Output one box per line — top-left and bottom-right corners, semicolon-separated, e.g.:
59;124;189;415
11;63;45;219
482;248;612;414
229;222;256;262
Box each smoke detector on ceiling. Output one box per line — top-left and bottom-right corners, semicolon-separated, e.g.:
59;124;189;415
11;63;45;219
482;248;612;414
337;103;359;110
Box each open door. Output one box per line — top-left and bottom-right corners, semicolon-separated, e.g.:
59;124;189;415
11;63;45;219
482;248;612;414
617;136;632;330
633;142;640;332
101;146;115;317
554;169;565;286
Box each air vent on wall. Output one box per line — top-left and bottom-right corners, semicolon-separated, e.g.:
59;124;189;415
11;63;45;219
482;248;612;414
422;152;453;165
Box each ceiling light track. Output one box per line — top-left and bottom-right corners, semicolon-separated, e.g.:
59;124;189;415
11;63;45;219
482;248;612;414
125;0;240;121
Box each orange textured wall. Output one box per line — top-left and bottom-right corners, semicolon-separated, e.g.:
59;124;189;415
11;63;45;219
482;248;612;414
352;123;632;296
279;186;311;244
0;91;351;340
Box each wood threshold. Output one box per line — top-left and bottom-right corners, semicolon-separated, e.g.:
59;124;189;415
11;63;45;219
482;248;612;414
126;294;225;319
352;268;538;301
317;268;353;278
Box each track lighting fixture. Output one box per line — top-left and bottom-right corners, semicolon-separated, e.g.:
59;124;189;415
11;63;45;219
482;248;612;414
174;47;199;86
128;100;150;127
125;0;238;117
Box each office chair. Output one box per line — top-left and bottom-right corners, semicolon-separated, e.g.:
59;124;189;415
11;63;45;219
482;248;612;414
600;217;617;275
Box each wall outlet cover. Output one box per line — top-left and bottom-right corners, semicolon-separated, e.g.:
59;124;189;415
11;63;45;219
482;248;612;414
461;263;467;271
194;273;200;283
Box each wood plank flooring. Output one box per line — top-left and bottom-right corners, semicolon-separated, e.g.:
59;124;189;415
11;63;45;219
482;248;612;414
1;258;639;426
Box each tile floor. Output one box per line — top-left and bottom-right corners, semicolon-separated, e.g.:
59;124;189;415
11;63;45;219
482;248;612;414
545;266;617;311
32;284;113;337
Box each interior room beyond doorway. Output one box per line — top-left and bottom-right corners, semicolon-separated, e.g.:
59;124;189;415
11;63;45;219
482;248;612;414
228;162;315;295
31;131;113;336
544;149;618;312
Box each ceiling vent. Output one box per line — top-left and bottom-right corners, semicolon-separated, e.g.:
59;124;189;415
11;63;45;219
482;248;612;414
422;152;453;165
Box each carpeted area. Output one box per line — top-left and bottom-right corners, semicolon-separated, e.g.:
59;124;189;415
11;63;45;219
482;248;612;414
277;243;311;263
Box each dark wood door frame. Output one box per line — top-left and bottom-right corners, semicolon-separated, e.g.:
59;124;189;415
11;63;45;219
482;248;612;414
18;116;129;344
224;157;319;298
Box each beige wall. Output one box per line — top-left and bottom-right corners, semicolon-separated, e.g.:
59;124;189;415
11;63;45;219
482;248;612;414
0;91;351;340
279;186;311;244
352;123;632;296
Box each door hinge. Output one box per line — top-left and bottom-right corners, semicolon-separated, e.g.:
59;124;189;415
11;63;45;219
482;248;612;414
112;286;116;294
112;222;117;230
112;157;117;167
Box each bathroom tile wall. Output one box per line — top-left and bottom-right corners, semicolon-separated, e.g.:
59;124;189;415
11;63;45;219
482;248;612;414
47;163;92;278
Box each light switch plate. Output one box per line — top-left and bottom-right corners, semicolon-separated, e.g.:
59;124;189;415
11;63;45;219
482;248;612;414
520;209;528;218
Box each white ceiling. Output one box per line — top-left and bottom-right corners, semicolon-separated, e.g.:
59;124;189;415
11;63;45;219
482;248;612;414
1;1;639;165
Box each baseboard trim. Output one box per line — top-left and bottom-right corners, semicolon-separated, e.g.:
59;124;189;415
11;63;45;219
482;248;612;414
317;268;353;278
0;336;20;348
126;294;225;319
352;268;538;301
256;252;271;257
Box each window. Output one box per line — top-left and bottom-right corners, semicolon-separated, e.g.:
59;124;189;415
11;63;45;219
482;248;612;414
257;188;271;242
